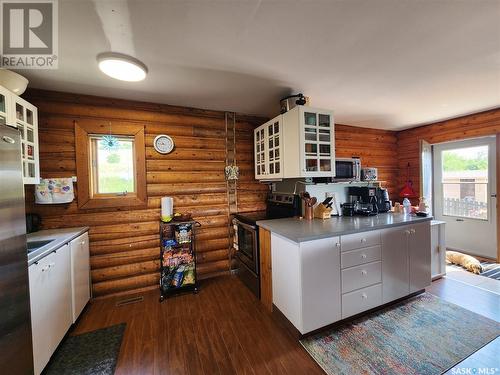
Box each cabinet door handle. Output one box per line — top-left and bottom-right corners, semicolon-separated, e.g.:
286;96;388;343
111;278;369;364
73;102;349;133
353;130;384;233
361;254;367;259
361;270;367;276
41;265;50;272
335;242;341;248
361;293;368;299
410;229;416;234
360;238;367;243
405;230;410;235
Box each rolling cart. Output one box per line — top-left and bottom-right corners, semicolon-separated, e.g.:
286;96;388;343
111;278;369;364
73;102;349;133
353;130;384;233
159;220;200;301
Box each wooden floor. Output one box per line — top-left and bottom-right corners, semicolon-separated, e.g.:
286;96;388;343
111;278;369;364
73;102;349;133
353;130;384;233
72;275;500;375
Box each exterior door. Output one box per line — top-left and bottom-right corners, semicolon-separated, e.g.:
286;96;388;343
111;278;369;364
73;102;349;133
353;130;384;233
434;137;497;259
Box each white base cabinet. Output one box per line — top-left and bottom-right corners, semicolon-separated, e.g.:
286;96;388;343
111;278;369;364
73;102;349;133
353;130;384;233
70;232;90;323
271;221;431;334
29;245;72;375
29;231;90;374
430;221;446;279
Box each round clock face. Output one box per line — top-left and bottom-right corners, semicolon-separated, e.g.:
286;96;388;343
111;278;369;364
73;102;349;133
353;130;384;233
153;135;174;154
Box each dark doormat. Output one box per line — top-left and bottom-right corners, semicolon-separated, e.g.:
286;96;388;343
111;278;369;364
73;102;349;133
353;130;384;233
44;323;125;375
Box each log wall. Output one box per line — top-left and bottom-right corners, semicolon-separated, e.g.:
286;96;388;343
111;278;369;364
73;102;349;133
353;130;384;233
396;108;500;202
25;89;398;298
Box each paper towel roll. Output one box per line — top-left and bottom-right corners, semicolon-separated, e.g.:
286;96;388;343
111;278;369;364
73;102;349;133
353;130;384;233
161;197;173;220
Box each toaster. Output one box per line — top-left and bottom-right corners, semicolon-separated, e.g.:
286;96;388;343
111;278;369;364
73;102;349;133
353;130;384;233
361;167;378;181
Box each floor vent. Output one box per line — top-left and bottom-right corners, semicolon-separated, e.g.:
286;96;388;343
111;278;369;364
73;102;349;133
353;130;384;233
116;296;144;306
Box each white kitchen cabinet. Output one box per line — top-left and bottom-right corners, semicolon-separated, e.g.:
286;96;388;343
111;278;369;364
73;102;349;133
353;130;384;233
381;226;410;303
70;232;90;323
254;118;283;179
1;85;40;184
431;221;446;280
409;221;432;293
381;221;431;303
29;244;72;375
271;234;341;334
254;106;335;180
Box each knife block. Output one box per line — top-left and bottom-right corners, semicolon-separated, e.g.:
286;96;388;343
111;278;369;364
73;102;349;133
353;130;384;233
314;204;332;219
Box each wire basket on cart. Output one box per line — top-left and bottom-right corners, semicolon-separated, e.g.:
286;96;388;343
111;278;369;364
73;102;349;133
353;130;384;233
159;220;200;301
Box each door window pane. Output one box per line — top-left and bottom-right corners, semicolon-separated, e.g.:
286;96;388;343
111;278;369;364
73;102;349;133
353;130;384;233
441;146;488;220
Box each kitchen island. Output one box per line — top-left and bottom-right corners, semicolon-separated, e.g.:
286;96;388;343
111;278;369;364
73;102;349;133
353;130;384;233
256;213;432;335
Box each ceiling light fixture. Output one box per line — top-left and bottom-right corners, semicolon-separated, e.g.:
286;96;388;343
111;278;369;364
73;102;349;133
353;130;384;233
97;52;148;82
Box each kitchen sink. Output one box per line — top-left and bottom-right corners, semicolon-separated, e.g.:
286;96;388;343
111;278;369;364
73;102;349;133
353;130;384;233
27;239;55;253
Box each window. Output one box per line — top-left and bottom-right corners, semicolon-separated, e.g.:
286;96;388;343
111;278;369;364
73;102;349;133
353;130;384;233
89;135;135;196
75;121;147;209
441;145;488;220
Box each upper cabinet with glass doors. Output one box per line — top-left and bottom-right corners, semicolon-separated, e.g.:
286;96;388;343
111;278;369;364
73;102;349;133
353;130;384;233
1;85;40;184
254;106;334;180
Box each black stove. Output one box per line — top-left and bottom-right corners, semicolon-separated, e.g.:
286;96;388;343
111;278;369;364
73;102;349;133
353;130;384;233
232;192;300;298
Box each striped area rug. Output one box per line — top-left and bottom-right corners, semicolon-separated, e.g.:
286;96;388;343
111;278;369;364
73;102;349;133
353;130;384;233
480;262;500;280
300;293;500;375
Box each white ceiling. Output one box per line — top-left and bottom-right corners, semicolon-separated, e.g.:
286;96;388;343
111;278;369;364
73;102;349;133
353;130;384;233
17;0;500;130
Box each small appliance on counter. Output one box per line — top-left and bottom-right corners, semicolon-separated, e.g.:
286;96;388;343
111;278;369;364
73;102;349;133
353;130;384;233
232;192;300;298
361;167;378;181
348;186;391;215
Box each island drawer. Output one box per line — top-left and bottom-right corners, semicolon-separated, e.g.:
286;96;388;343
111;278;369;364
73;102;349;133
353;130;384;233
341;261;381;293
341;231;380;252
341;245;381;269
342;283;382;319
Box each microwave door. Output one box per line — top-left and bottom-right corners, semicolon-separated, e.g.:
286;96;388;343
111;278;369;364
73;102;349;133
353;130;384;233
336;161;354;179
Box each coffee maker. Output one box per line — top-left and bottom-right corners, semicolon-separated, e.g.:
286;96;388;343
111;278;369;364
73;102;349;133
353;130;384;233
348;186;391;215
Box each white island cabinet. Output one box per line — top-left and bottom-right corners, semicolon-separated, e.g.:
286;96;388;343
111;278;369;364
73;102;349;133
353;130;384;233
266;218;431;335
272;234;341;334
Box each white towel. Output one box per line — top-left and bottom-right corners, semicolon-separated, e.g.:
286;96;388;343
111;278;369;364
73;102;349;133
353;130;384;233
35;178;74;204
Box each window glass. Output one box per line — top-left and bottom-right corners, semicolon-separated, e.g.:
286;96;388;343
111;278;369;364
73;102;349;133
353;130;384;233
90;135;135;195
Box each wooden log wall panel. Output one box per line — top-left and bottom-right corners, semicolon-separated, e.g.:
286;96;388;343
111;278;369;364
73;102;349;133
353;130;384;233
335;124;399;198
396;108;500;203
24;89;267;298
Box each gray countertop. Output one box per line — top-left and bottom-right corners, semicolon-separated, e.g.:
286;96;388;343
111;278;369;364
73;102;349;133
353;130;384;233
27;227;89;266
257;213;432;243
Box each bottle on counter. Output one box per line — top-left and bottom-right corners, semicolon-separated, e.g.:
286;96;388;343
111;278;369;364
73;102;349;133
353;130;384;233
402;198;411;215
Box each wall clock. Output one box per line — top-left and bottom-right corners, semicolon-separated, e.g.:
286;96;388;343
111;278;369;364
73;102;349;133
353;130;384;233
153;135;174;154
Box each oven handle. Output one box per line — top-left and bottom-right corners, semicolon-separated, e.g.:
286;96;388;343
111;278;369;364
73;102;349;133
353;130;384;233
233;219;257;232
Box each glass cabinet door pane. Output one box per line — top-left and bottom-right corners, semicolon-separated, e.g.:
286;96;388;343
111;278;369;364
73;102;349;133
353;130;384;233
27;145;34;159
274;122;279;134
269;150;274;161
27;128;34;142
256;131;260;141
274;135;279;147
305;127;317;141
270;163;274;174
304;112;316;126
320;159;332;171
26;109;34;125
305;143;317;156
306;159;318;171
16;103;24;121
268;124;273;136
319;144;330;156
17;124;24;140
319;114;330;127
319;129;330;142
269;138;273;148
0;94;5;113
28;162;35;177
275;162;280;173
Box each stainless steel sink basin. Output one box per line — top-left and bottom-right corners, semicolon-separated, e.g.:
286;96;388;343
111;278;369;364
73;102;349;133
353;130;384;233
27;239;54;253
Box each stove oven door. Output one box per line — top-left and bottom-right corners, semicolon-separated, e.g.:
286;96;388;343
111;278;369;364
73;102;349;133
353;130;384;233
235;220;259;274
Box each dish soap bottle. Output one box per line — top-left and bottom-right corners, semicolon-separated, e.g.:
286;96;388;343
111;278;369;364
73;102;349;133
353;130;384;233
403;198;411;216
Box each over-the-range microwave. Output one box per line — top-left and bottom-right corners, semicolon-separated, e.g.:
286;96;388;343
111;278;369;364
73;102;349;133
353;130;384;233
335;157;361;181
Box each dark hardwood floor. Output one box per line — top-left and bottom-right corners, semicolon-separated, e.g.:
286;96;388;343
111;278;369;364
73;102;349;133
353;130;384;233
72;275;499;375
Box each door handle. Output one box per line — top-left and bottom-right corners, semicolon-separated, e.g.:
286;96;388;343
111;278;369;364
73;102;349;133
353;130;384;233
491;194;497;198
456;218;464;222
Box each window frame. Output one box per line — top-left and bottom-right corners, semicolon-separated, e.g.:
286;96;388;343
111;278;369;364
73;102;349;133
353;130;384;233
75;121;147;209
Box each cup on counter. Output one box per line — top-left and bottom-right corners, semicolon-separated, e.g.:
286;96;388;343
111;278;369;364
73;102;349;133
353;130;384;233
394;202;401;213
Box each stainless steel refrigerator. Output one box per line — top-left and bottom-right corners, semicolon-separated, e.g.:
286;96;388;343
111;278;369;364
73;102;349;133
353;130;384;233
0;124;34;374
